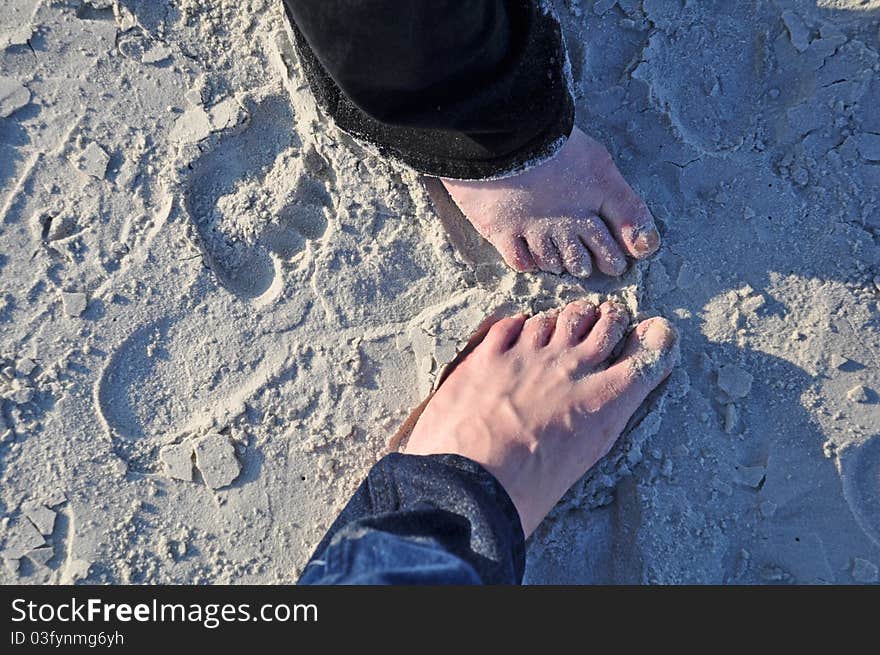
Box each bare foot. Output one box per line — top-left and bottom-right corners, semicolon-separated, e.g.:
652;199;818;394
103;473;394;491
441;127;660;278
404;300;678;537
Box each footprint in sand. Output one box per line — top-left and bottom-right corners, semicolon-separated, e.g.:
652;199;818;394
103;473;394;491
840;434;880;548
181;94;332;301
95;314;295;472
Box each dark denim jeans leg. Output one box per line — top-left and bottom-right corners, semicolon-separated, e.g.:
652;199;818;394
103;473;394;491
298;453;526;585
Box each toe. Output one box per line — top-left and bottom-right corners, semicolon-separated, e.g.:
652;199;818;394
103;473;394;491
525;231;563;274
601;317;679;405
577;301;629;366
615;317;679;370
575;215;627;276
575;317;678;433
521;310;559;348
553;230;593;278
495;235;536;272
555;300;599;346
481;313;528;352
597;170;660;259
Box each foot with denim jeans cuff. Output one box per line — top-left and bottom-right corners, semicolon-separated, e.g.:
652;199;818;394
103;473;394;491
442;127;660;278
404;300;679;537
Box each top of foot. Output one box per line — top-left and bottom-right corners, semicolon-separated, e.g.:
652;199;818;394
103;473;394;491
404;300;678;537
441;127;660;278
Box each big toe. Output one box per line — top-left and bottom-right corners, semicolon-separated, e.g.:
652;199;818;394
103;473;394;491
586;317;678;422
612;317;679;392
635;317;678;354
623;223;661;259
595;166;661;259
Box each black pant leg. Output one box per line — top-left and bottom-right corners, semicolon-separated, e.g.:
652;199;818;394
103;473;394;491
282;1;574;179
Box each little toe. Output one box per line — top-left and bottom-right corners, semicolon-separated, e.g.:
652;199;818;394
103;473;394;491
525;231;563;274
555;300;599;346
577;301;629;366
521;310;559;348
481;313;528;352
496;235;536;272
553;230;593;278
575;215;627;276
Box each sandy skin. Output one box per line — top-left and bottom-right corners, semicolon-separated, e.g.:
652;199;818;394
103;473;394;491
442;127;660;278
405;300;679;537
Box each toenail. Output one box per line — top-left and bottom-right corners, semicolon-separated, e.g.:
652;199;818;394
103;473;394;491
633;226;660;253
643;320;677;350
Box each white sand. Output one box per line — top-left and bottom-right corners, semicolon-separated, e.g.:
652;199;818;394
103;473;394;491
0;0;878;584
